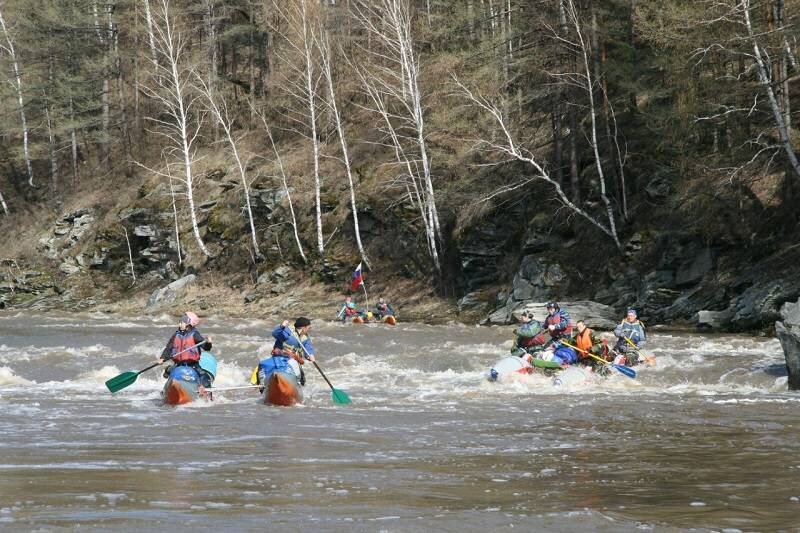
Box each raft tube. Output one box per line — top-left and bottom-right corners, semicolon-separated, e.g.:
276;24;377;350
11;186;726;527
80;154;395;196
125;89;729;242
552;366;600;388
263;370;304;406
383;315;397;326
162;365;202;405
161;354;217;405
487;355;534;382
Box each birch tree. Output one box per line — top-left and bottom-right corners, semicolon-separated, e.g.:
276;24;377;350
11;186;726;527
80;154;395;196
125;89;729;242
352;0;443;272
318;31;370;268
454;77;623;250
196;76;261;259
253;105;308;264
141;0;212;258
270;0;325;258
0;4;33;187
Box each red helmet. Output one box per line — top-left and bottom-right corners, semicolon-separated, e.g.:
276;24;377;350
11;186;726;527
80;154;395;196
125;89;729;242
181;311;200;327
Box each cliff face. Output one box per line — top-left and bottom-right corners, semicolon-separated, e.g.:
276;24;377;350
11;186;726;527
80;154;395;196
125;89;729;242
2;158;797;334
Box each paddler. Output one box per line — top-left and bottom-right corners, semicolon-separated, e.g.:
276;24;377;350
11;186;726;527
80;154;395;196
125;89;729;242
336;296;360;321
374;296;395;320
571;320;612;374
257;317;316;388
530;302;573;348
614;308;646;362
510;310;543;356
158;311;214;387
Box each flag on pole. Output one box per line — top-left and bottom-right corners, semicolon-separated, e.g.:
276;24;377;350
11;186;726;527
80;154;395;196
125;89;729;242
350;262;364;290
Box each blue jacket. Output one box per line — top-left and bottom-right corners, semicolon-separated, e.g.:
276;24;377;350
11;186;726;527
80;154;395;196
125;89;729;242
614;320;646;347
271;324;315;359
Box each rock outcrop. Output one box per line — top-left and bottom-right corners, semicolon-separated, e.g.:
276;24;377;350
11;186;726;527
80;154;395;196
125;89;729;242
777;298;800;391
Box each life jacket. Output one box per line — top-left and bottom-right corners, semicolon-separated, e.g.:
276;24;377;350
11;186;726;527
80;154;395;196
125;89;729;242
545;310;573;339
617;319;645;344
171;330;200;363
574;328;595;358
344;306;359;317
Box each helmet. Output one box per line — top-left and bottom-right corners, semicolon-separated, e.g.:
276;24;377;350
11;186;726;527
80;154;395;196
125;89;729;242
181;311;200;327
545;301;559;310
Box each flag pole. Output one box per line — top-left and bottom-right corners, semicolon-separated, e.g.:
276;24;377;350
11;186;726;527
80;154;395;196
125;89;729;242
361;279;369;309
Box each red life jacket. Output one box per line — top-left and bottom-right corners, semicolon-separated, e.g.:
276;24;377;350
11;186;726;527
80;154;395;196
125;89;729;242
171;330;200;363
344;307;359;317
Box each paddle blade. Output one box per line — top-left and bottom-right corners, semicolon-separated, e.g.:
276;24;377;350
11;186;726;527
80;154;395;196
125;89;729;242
331;388;352;405
613;364;637;379
105;371;139;393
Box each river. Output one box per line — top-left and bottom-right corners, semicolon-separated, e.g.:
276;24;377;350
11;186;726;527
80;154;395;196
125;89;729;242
0;311;795;531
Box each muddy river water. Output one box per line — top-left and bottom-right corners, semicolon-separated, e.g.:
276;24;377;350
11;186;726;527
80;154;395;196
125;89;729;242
0;312;795;531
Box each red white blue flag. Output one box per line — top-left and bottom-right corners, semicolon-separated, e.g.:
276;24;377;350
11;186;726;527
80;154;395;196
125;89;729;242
351;262;364;290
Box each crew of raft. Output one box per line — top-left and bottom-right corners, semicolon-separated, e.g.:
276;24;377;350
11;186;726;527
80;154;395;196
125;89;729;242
510;302;647;375
153;298;644;393
156;296;398;392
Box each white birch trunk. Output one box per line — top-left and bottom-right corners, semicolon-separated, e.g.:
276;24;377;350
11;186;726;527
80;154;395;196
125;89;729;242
0;8;33;187
299;0;324;258
142;0;158;65
198;79;261;258
319;33;370;268
255;107;308;263
567;0;621;250
146;0;211;258
166;162;183;265
743;0;800;179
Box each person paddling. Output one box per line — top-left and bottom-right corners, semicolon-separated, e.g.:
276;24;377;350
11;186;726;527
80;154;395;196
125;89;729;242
511;310;543;356
337;296;360;321
158;311;214;387
572;320;612;374
374;296;395;320
530;302;573;348
614;308;646;363
257;317;316;388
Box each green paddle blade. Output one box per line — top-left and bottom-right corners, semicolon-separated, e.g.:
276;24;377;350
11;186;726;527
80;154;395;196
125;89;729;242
331;388;352;404
105;371;139;393
532;358;563;370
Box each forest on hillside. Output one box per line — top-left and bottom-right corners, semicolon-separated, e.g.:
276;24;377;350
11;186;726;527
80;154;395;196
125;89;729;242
0;0;798;320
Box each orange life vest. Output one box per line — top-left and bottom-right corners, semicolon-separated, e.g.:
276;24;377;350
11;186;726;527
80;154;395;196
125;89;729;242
172;330;200;363
574;328;595;358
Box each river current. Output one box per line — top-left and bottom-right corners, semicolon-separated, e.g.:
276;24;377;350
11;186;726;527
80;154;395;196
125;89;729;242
0;311;795;531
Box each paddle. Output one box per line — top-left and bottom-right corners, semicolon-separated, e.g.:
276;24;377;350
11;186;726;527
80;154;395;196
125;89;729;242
623;335;656;365
560;340;637;379
105;339;210;393
291;330;352;405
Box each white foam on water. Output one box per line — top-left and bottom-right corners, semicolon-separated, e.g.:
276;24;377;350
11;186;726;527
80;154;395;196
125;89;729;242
0;366;33;386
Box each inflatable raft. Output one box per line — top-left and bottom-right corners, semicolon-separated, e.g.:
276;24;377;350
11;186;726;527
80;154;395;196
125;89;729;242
263;370;304;406
352;314;397;325
161;353;217;405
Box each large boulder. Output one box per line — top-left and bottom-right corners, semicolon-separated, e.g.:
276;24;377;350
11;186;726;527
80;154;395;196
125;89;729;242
777;298;800;390
485;300;617;330
145;274;196;313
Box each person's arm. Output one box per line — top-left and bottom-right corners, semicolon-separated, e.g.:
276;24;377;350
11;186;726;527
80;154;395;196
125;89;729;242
301;339;315;359
160;333;176;362
194;331;211;352
272;322;291;342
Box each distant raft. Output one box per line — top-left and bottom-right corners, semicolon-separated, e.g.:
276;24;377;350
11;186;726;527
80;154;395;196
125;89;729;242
263;370;304;407
351;314;397;325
